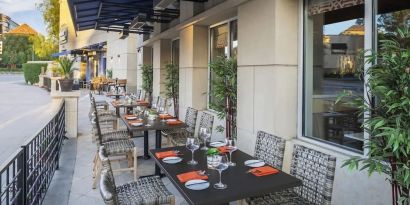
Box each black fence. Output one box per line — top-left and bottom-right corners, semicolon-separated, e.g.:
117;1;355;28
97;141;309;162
0;101;65;205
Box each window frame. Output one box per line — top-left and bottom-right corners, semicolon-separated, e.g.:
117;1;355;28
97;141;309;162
207;17;238;110
298;0;376;155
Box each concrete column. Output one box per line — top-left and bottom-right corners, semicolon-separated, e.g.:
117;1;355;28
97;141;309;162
51;91;81;138
50;77;62;94
152;39;172;97
107;35;138;93
236;0;299;154
178;25;208;121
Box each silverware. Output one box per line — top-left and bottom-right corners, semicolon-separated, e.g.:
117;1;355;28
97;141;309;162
197;170;209;176
245;160;263;166
186;181;208;187
246;169;261;174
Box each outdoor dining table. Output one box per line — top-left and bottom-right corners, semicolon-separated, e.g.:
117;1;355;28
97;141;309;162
120;114;187;169
106;92;126;100
111;100;149;117
149;146;302;205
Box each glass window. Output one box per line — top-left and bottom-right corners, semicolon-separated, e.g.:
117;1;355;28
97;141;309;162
172;39;180;66
377;0;410;47
209;20;238;108
304;0;365;152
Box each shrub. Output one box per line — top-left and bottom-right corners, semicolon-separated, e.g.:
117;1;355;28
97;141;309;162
23;63;47;85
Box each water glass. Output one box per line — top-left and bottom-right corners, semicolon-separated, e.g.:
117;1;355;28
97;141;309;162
159;107;166;122
199;127;211;150
213;155;229;189
226;139;238;166
186;138;200;165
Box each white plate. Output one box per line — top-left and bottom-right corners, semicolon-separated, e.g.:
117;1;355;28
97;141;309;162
131;122;144;127
162;156;182;164
126;116;137;120
184;179;209;190
244;160;265;168
209;141;226;148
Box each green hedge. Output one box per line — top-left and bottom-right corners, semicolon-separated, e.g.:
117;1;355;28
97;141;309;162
23;63;48;85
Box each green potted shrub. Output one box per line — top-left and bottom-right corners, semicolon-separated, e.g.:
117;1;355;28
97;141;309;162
337;27;410;205
57;56;76;92
164;63;179;118
141;64;153;106
209;56;237;139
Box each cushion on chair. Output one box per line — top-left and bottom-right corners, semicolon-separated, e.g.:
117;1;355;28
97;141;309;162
117;176;174;205
104;140;135;155
247;188;313;205
101;130;129;143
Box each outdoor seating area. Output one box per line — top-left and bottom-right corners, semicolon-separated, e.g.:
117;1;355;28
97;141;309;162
80;89;338;205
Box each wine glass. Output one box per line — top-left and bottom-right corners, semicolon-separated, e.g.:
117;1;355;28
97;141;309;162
199;127;211;151
186;138;200;165
226;139;238;166
213;155;229;189
159;107;166;122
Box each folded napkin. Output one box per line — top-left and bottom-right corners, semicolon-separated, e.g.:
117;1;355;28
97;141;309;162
250;166;279;177
128;119;143;124
217;146;229;153
124;115;136;119
166;120;183;125
159;114;174;119
155;150;177;159
177;171;208;183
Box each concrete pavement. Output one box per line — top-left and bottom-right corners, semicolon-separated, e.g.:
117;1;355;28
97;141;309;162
0;74;58;164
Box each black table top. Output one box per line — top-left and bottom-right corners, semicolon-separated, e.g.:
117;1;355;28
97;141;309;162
120;114;187;132
149;146;302;205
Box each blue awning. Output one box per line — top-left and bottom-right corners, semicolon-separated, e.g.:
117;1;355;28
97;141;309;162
51;50;71;57
67;0;179;34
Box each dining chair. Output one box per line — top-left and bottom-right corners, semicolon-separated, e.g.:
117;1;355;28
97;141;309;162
161;107;198;146
89;92;109;111
91;97;137;189
99;146;175;205
246;144;337;205
170;111;214;146
253;130;286;169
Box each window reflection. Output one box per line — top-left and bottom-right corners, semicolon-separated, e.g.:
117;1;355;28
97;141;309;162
304;0;364;151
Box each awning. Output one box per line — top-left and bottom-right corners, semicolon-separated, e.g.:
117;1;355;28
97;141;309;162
51;50;72;57
67;0;180;34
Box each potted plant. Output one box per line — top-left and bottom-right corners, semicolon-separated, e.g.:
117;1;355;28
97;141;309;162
164;63;179;118
141;64;153;107
57;56;76;92
209;56;237;139
337;27;410;205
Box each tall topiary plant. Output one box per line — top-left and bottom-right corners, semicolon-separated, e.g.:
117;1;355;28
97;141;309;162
141;64;153;102
164;63;179;118
210;56;237;139
337;27;410;205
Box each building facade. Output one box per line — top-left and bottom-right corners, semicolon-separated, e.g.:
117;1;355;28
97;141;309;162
65;0;410;204
0;13;19;56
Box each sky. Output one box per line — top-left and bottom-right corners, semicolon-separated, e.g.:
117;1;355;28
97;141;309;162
0;0;47;35
324;19;357;35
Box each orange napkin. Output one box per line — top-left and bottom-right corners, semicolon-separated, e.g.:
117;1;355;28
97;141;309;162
155;150;177;159
128;119;143;124
166;120;183;125
177;171;208;183
217;146;229;153
250;166;279;177
124;114;136;119
159;114;174;119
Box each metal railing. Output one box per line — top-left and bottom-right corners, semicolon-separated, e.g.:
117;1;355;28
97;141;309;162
0;101;65;205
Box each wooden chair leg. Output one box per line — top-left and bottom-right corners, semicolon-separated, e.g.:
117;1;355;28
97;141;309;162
133;147;138;180
170;197;176;205
92;154;101;189
92;152;98;178
127;152;133;168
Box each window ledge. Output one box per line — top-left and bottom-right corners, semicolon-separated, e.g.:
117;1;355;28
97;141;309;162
295;136;365;157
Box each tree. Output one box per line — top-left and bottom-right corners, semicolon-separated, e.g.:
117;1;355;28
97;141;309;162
141;64;153;104
1;35;33;68
337;27;410;205
31;35;57;60
209;56;237;139
164;63;179;118
37;0;60;42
